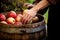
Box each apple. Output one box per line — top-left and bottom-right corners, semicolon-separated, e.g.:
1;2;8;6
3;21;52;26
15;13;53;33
32;16;39;23
7;11;17;18
6;17;15;24
14;22;22;26
15;16;22;22
0;14;6;21
15;14;23;22
17;14;23;17
0;21;7;24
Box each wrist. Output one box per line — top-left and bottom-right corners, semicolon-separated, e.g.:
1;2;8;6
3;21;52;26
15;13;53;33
30;8;38;13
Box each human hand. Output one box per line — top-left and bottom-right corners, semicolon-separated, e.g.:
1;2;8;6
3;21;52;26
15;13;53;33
22;9;37;24
23;3;35;9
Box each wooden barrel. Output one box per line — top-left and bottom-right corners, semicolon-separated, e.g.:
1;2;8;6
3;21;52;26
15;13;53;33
0;14;46;40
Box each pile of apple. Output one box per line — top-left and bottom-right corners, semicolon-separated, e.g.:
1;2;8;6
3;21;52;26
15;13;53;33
0;11;23;26
0;11;39;26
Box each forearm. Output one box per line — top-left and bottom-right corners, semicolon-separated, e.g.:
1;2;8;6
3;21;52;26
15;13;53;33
30;0;50;12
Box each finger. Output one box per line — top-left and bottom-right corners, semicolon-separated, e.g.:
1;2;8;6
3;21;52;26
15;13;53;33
22;13;27;21
25;15;32;24
22;14;27;23
27;4;33;8
22;10;28;23
22;14;29;24
26;17;32;24
23;3;30;7
23;14;31;24
27;16;32;24
22;14;26;22
26;16;32;24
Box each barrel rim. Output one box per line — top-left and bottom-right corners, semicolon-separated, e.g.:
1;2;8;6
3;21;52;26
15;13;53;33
0;25;45;34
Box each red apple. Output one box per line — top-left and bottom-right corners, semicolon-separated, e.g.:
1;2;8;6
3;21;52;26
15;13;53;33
15;16;22;22
14;22;22;26
0;14;6;21
15;14;23;22
17;14;23;17
7;11;17;18
0;21;7;24
6;17;15;24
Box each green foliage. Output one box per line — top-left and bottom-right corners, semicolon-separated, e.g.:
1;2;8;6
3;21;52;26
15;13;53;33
28;0;34;3
0;0;30;12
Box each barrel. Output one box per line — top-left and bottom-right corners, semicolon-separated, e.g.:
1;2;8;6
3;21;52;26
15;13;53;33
0;14;46;40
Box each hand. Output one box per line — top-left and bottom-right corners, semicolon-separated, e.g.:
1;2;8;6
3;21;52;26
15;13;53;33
22;10;37;24
23;3;35;9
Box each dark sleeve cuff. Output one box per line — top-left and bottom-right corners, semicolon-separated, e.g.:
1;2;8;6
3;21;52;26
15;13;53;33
47;0;56;5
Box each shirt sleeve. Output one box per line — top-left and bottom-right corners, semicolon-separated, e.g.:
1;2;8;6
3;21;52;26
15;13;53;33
47;0;60;5
35;0;41;3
